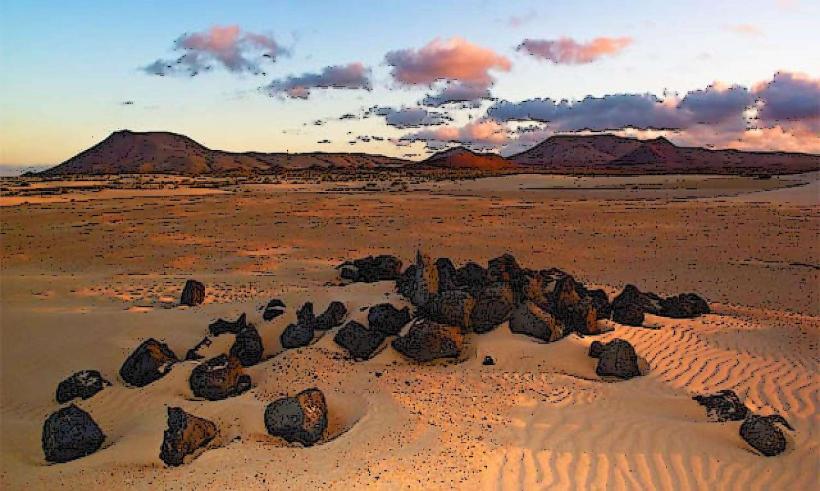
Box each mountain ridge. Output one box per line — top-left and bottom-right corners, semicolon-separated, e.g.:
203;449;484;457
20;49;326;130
40;130;820;176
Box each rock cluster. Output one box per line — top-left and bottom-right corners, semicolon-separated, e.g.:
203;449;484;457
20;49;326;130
338;255;403;283
281;301;348;349
693;389;794;456
612;284;709;327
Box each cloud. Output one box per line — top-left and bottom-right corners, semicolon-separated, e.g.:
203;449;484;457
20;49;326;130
402;119;508;151
726;24;764;37
144;25;285;76
517;36;632;64
754;71;820;133
266;63;372;99
372;107;451;128
385;37;511;86
487;83;753;131
421;81;493;107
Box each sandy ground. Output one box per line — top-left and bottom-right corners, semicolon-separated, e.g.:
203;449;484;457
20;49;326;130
1;173;818;489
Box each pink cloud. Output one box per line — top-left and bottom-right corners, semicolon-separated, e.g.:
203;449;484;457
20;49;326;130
385;37;511;86
403;120;509;151
726;24;764;37
145;25;285;76
518;36;632;64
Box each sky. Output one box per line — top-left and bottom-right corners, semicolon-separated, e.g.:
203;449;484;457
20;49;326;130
1;0;819;166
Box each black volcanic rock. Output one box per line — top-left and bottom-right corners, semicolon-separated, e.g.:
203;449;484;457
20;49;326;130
189;355;251;401
740;414;794;457
334;321;386;360
588;339;641;379
160;407;218;467
208;313;247;336
367;303;411;336
229;325;264;366
262;299;286;321
42;405;105;463
392;319;464;362
693;390;749;422
119;338;178;387
315;301;348;330
56;370;110;404
660;293;710;318
338;255;403;283
264;388;328;446
180;280;205;306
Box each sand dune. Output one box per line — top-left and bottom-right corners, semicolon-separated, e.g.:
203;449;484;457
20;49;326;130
1;174;817;489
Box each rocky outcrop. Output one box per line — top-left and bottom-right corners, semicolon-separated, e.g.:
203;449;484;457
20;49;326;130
410;251;439;307
396;264;417;299
180;280;205;306
264;388;328;446
612;303;644;326
119;338;178;387
159;407;218;466
553;277;600;335
208;313;247;336
229;325;264;366
435;257;459;292
314;301;348;330
189;355;251;400
455;262;488;297
487;253;523;285
334;321;386;360
509;302;563;342
42;405;105;463
588;339;641;379
339;255;403;283
470;282;515;333
56;370;110;404
367;303;411;336
740;414;794;457
423;290;474;331
693;390;750;422
392;319;464;362
262;299;286;321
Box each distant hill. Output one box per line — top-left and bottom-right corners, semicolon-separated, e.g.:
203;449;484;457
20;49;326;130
417;147;515;171
508;135;820;175
40;130;409;176
39;130;820;176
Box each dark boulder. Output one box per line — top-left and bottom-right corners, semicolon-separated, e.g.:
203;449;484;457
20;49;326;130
334;321;386;360
180;280;205;306
262;299;286;321
314;301;348;330
588;338;641;379
409;251;439;307
612;303;645;326
392;319;464;362
208;313;247;336
280;322;315;349
185;336;212;361
611;285;663;316
435;258;459;292
56;370;110;404
660;293;710;318
520;271;555;312
482;355;495;366
693;390;750;422
338;255;403;283
470;282;515;333
119;338;178;387
264;388;328;446
159;407;218;467
368;303;411;336
553;277;600;334
586;289;612;320
229;325;264;366
487;253;522;284
296;302;316;327
396;264;417;298
42;405;105;463
455;261;488;297
509;302;564;342
423;290;474;331
740;414;794;457
189;355;251;401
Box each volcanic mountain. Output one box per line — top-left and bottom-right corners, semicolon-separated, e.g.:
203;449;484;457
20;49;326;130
417;147;515;171
508;135;820;174
40;130;409;176
40;130;820;176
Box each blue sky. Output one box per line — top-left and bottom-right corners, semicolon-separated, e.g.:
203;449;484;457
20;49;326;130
1;0;818;165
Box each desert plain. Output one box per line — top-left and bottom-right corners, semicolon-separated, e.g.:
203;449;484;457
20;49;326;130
1;171;818;490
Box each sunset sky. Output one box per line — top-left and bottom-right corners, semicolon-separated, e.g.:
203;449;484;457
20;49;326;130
1;0;819;166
